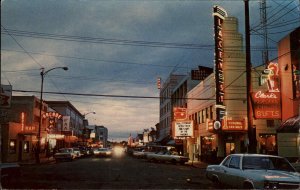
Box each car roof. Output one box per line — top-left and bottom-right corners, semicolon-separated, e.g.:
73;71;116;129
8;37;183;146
230;154;282;158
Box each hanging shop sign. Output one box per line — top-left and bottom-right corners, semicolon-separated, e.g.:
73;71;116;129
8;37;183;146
252;62;281;119
173;107;187;121
173;121;194;137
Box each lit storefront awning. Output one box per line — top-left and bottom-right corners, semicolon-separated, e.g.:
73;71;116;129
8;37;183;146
277;116;300;133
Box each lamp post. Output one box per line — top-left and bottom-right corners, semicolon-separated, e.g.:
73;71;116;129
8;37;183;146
83;111;96;118
36;66;68;163
83;111;96;145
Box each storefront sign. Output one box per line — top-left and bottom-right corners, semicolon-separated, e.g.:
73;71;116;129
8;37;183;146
20;112;36;132
42;112;62;119
251;91;281;119
207;120;214;132
47;134;64;139
62;116;71;131
173;107;187;120
222;120;246;131
252;62;281;119
174;121;194;137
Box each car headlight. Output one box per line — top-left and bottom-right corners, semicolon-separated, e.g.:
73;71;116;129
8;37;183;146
264;181;279;189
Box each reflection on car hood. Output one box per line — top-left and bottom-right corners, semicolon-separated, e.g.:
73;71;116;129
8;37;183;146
246;169;300;182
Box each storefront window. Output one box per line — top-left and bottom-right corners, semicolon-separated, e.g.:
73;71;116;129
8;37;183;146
259;134;277;155
24;141;29;153
9;139;17;154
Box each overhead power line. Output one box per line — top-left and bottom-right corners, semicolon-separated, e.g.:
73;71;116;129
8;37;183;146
1;28;212;50
12;89;246;101
1;29;278;51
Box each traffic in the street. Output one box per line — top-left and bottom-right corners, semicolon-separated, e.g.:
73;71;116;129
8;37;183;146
3;149;212;189
1;1;300;189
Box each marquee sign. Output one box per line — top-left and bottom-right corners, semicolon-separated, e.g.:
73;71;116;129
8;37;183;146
173;121;194;137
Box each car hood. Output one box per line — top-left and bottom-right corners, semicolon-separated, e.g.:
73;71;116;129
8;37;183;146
246;169;300;182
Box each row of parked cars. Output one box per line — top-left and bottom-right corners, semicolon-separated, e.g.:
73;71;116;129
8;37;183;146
131;145;189;165
54;147;113;162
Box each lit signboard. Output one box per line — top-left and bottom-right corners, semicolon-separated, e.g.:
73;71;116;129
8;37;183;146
251;91;281;119
174;121;194;137
252;62;281;119
222;120;247;131
173;107;187;121
213;6;227;124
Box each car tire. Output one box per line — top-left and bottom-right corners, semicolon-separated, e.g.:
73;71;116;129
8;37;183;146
243;182;254;189
212;176;221;188
171;159;177;165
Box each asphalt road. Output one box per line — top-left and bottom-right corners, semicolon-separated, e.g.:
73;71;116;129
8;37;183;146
6;154;213;189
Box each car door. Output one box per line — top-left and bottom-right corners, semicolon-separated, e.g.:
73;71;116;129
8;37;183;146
225;155;244;188
217;156;232;185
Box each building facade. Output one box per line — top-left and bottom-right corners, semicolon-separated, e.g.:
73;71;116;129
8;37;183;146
158;74;185;142
1;96;48;162
46;101;84;148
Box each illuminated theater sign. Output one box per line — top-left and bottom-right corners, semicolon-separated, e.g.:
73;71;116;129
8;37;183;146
251;62;281;119
43;111;63;132
213;5;227;123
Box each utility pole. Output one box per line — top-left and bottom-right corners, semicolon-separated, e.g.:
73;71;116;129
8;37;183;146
260;0;269;65
245;0;256;153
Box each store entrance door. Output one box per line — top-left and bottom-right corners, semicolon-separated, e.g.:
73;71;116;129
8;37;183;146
225;142;235;155
18;141;22;161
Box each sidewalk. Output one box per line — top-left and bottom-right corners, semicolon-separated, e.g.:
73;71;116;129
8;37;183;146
186;160;208;169
19;156;55;166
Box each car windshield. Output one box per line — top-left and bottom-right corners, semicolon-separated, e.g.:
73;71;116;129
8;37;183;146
242;156;296;172
59;149;71;153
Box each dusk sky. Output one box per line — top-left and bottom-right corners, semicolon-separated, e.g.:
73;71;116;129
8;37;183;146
1;0;299;141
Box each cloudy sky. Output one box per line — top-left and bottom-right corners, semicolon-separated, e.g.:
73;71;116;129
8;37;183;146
1;0;299;141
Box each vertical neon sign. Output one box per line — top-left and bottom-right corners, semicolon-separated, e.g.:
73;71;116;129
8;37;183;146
213;5;227;122
21;112;25;131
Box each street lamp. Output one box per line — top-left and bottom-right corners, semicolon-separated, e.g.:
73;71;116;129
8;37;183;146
83;111;96;118
82;111;96;146
36;66;68;163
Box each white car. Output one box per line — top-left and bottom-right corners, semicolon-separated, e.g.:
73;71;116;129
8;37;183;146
54;148;77;161
147;151;189;165
93;148;113;157
206;154;300;189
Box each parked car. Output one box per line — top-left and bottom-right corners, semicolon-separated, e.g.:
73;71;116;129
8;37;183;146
147;151;189;165
54;148;77;161
1;163;20;188
79;146;91;157
93;148;113;157
206;154;300;189
72;147;82;158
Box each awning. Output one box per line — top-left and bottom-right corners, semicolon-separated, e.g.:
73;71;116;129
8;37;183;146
155;135;172;145
277;115;300;133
